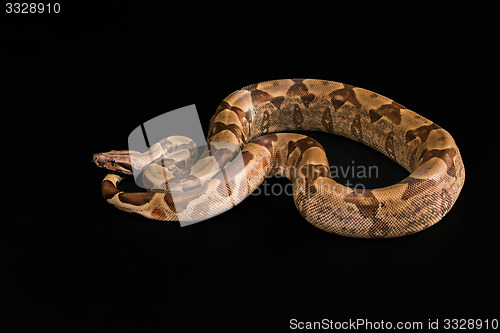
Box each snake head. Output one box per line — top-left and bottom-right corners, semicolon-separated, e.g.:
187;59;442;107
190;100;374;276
93;151;133;175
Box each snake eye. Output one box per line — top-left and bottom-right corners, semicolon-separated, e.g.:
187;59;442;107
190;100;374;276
110;159;115;165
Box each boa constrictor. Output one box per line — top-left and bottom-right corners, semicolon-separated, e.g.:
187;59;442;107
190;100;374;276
93;79;465;238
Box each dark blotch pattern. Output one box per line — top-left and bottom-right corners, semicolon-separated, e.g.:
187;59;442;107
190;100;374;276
419;147;457;178
344;189;389;236
350;114;362;141
287;137;324;166
101;180;120;199
287;79;316;107
252;134;278;154
299;164;330;197
399;177;437;200
344;189;379;220
214;101;248;126
119;192;156;206
241;151;254;166
329;84;361;110
321;107;333;131
369;101;402;125
211;122;243;141
385;132;396;159
292;104;304;126
405;123;441;143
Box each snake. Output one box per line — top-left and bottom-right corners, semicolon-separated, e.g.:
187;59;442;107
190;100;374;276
93;79;465;238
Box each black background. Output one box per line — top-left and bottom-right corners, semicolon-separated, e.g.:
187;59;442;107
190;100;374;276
2;1;496;331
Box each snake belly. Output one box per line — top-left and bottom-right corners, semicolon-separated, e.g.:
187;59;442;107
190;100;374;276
94;79;465;238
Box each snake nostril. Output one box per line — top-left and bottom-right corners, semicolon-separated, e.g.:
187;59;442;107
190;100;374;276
93;154;104;166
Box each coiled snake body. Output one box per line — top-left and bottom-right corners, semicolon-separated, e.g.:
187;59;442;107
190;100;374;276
93;79;464;238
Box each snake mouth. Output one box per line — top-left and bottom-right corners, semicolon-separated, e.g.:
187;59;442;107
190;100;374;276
93;152;133;175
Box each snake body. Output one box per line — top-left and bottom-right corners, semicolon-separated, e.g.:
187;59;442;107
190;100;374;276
93;79;464;238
